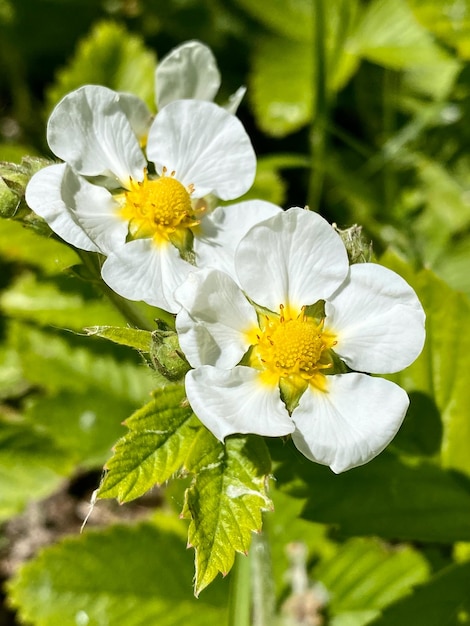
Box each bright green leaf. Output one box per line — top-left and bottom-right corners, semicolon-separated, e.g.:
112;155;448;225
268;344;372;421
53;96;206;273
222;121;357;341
233;0;313;42
98;384;200;502
85;325;153;353
1;272;126;330
9;321;157;400
408;0;470;60
382;254;470;477
315;537;429;625
368;561;470;626
46;21;156;112
183;429;272;595
0;217;78;275
0;414;73;521
7;520;228;626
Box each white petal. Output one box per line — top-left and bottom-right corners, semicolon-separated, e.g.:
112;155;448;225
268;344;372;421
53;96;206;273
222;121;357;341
70;173;128;255
194;200;282;281
325;263;426;374
101;238;193;313
224;86;246;114
186;366;294;440
147;100;256;200
156;40;220;109
25;164;99;252
291;373;409;473
236;208;349;312
175;268;257;368
117;92;153;144
47;85;146;186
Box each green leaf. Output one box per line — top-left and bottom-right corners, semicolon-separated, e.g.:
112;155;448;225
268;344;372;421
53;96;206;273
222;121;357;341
408;0;470;60
85;325;153;353
0;414;73;521
0;217;78;275
315;537;430;626
98;384;200;501
249;1;360;136
1;272;126;330
272;444;470;542
7;520;229;626
9;321;157;399
250;35;313;137
382;254;470;477
368;561;470;626
233;0;313;42
46;20;156;112
183;429;272;595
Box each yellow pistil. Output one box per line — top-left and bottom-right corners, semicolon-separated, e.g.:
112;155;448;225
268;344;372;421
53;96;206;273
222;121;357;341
249;305;336;392
119;170;198;246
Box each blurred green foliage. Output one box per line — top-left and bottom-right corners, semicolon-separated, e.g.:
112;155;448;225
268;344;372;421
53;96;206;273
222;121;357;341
2;0;470;624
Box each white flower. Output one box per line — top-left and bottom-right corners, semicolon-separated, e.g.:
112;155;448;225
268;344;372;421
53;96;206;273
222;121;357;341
26;85;256;312
156;40;245;113
175;208;426;473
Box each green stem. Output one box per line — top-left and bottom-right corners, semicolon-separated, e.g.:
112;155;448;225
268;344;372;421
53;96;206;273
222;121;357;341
308;0;329;212
251;530;276;626
228;552;251;626
76;250;157;331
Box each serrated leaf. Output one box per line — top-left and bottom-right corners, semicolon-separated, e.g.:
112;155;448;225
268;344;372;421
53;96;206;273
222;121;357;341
382;254;470;477
7;521;228;626
9;321;156;397
0;414;73;520
183;429;272;594
85;325;153;352
98;384;199;501
314;537;429;625
1;272;126;330
368;561;470;626
46;21;156;112
274;447;470;542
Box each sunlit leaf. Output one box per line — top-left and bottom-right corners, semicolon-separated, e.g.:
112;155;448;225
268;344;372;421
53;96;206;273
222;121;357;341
368;561;470;626
408;0;470;60
233;0;313;42
383;253;470;477
315;537;430;626
0;414;73;521
183;429;272;595
98;384;200;502
46;20;156;112
7;520;228;626
1;272;125;330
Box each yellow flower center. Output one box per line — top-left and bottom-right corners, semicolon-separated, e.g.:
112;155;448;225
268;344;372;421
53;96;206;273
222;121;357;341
248;306;336;392
119;171;198;245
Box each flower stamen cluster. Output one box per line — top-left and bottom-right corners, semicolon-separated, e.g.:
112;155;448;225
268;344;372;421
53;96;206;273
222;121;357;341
249;305;335;391
119;169;197;245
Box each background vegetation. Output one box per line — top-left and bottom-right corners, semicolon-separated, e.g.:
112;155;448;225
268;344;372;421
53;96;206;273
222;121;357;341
1;0;470;624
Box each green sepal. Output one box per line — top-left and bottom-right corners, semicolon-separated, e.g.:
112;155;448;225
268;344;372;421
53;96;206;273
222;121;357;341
150;328;191;381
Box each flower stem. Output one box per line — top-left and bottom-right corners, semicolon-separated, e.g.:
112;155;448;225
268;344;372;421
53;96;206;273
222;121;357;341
228;552;251;626
76;249;157;331
251;530;276;626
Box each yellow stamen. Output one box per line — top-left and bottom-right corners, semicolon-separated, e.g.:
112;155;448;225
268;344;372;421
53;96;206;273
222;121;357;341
119;172;198;245
248;306;336;391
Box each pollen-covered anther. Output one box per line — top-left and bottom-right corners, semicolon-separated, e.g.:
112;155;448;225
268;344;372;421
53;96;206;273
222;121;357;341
120;172;197;242
251;306;332;385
